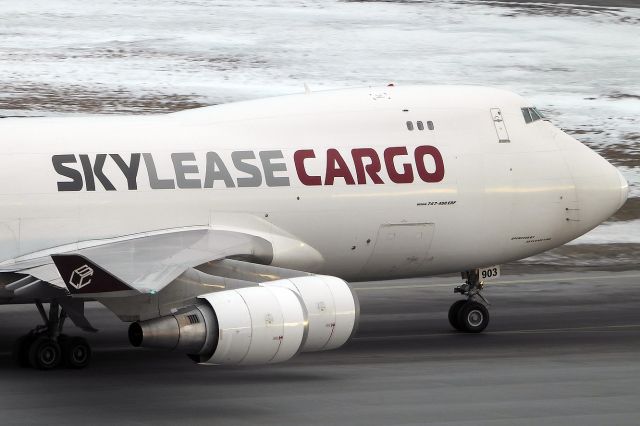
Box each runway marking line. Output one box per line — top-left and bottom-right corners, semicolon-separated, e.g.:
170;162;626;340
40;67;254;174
354;323;640;341
352;273;640;291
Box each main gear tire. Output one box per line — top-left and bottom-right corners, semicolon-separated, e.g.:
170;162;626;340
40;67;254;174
28;336;62;370
62;336;91;369
12;335;34;368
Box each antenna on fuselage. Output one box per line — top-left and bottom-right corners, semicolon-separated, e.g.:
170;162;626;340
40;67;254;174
304;83;311;95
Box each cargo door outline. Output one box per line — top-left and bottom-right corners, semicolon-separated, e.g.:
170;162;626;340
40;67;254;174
362;223;435;276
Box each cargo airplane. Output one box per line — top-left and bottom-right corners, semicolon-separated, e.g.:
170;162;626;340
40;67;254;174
0;85;628;369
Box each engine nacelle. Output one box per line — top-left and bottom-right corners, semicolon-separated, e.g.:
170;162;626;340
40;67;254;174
128;274;359;365
261;275;359;352
129;285;306;365
200;285;307;365
128;303;217;356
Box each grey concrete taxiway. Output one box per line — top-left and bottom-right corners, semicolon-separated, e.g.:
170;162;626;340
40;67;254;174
1;269;640;425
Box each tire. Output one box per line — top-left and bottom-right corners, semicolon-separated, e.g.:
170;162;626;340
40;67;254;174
448;300;467;331
62;337;91;369
457;301;490;333
28;336;62;370
12;335;34;368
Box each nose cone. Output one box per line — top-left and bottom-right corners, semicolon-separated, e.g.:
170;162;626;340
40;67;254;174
616;168;629;210
561;139;628;230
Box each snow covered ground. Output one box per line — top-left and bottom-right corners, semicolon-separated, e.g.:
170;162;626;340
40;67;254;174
569;220;640;245
0;0;638;249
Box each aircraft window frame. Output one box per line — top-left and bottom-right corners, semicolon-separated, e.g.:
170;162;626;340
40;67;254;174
427;121;434;130
406;121;414;131
522;107;547;124
529;108;541;122
532;107;545;120
416;121;424;131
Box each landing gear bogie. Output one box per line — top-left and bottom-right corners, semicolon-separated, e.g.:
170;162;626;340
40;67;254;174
12;301;92;370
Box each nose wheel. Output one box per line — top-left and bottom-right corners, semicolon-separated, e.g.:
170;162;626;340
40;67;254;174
449;270;491;333
448;300;490;333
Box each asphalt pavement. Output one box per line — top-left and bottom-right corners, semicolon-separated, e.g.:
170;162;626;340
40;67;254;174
1;269;639;425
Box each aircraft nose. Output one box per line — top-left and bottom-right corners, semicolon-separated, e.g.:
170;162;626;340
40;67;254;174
562;141;628;228
616;168;629;210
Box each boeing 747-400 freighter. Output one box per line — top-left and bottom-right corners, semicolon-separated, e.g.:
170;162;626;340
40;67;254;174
0;85;628;369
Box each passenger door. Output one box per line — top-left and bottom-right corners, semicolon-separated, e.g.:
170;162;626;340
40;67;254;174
490;108;510;143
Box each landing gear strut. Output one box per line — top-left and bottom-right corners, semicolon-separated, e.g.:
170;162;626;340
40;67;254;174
448;270;490;333
12;301;91;369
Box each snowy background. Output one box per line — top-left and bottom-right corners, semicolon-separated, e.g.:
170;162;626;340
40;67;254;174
0;0;638;265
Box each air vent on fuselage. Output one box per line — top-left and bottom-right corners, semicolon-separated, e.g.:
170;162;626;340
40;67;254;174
187;314;200;324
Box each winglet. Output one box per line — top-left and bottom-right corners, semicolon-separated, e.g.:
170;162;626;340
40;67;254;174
51;254;135;295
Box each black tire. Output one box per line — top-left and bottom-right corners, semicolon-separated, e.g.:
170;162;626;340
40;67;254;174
28;336;62;370
12;335;34;368
62;337;91;369
448;300;467;331
457;301;490;333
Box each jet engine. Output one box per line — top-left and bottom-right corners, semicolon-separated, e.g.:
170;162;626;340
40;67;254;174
128;275;359;365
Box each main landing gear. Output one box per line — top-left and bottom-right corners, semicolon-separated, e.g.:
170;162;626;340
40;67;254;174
448;270;490;333
12;301;91;370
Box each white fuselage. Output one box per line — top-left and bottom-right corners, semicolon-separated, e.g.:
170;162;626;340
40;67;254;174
0;86;628;280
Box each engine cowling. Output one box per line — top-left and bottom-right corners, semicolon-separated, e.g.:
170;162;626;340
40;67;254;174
129;285;306;365
261;275;359;352
200;285;307;365
128;275;359;365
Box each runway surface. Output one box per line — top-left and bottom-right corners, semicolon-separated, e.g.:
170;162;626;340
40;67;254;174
1;269;640;425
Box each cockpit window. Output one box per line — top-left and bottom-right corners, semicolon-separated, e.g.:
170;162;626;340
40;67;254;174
521;107;544;124
532;107;545;119
530;108;541;121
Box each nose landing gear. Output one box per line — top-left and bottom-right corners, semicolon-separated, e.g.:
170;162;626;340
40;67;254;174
12;301;92;369
448;270;490;333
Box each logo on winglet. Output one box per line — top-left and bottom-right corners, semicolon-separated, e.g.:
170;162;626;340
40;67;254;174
69;264;94;290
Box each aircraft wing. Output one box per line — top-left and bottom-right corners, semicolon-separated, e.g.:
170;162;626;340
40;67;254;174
0;229;273;299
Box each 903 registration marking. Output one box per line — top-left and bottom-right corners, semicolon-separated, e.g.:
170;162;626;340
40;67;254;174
479;265;500;281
